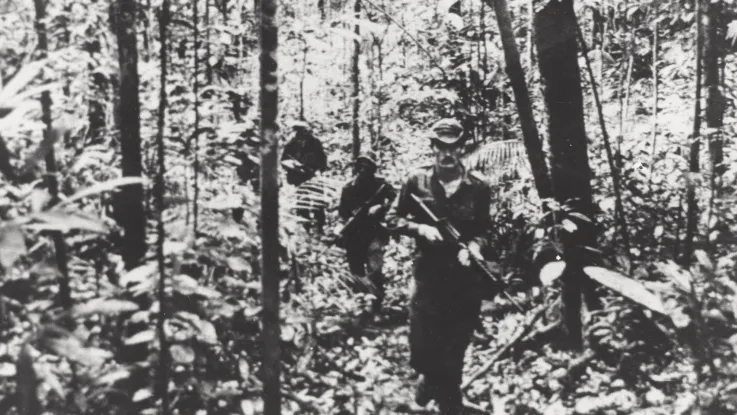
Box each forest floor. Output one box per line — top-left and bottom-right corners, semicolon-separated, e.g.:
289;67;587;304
287;232;701;415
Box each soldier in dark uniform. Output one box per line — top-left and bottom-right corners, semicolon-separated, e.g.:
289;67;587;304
281;121;328;232
390;118;494;414
338;151;396;314
281;121;328;186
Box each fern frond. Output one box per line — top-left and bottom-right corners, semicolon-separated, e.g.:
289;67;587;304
463;140;531;186
288;175;345;212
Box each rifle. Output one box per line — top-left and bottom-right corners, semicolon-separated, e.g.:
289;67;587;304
335;183;391;244
410;194;524;312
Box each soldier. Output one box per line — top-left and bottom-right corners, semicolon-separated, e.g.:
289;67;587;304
391;118;494;414
281;121;328;187
282;121;328;232
338;151;396;314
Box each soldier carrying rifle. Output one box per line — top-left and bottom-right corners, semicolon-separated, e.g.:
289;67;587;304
390;118;498;414
338;151;396;314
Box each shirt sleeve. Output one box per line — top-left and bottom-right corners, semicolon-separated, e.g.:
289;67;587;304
470;183;493;251
338;184;353;220
386;174;417;234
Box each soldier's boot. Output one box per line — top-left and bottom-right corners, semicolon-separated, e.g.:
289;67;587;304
437;387;464;415
414;375;436;407
369;271;385;314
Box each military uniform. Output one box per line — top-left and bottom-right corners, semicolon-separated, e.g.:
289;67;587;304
282;122;328;232
391;118;493;414
281;125;327;187
338;154;396;312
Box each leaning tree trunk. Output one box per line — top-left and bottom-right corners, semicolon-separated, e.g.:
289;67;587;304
683;0;703;266
351;0;361;159
485;0;552;200
259;0;281;412
114;0;147;270
534;0;598;351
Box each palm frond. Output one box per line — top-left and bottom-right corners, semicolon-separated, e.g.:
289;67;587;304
289;176;345;211
463;140;531;187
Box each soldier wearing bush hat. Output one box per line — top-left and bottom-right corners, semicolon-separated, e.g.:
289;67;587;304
338;150;396;314
389;117;493;414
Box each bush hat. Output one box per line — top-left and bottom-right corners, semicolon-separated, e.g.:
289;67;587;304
429;118;464;145
356;151;377;167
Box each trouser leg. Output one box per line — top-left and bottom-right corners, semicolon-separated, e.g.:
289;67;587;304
409;303;479;413
365;238;385;312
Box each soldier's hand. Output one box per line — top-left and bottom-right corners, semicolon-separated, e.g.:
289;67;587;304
367;204;382;216
417;224;443;244
458;242;482;267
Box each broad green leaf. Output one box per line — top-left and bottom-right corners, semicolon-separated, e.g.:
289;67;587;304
132;387;153;402
170;344;195;364
568;212;592;223
0;222;26;271
227;257;252;273
238;358;250;380
0;362;16;377
29;188;51;213
195;286;221;299
124;330;156;345
561;219;577;233
694;250;714;271
0;60;47;103
57;177;149;207
72;299;139;317
653;225;664;239
35;362;65;399
94;369;130;386
28;210;108;233
583;266;666;314
172;274;199;296
198;321;218;345
241;400;255;415
540;261;565;286
119;263;157;287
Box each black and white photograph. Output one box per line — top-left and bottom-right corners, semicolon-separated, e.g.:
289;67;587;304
0;0;735;413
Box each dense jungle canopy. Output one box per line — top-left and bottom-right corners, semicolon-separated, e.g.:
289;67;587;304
2;0;737;413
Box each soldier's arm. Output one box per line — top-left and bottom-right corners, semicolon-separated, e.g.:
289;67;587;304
387;175;423;237
470;183;493;251
338;184;353;220
315;139;328;171
376;180;397;216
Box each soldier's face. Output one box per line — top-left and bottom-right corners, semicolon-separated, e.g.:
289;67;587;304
356;160;376;179
433;141;462;170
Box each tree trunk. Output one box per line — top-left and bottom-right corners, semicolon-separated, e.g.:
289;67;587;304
155;2;171;413
259;0;281;411
34;0;72;312
351;0;361;159
193;0;201;235
704;0;724;182
205;0;213;85
485;0;552;200
683;0;703;266
534;0;598;351
114;0;147;269
648;22;658;191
